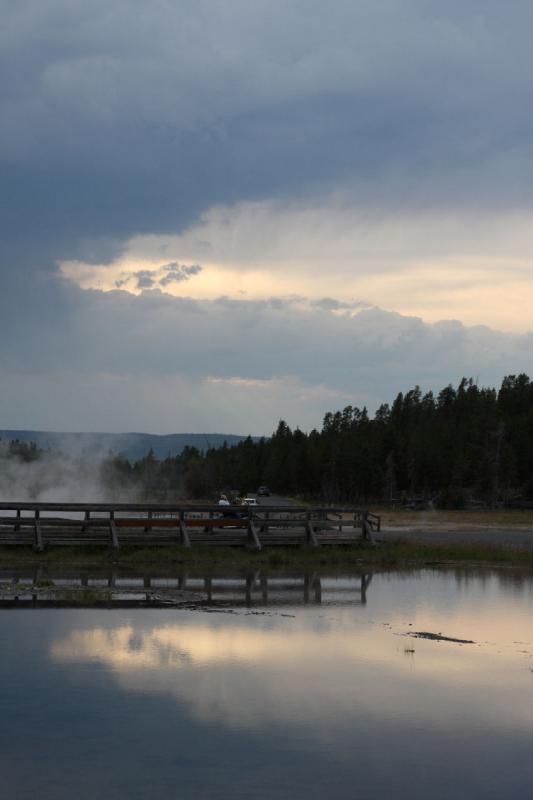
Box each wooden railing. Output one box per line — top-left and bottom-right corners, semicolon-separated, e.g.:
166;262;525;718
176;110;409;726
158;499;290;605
0;502;380;551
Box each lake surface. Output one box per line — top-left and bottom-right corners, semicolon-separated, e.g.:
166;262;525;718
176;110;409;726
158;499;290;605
1;568;533;799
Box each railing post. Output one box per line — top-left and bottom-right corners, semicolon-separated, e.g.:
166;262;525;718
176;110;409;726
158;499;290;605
247;506;262;550
305;511;319;547
109;510;119;549
361;574;371;604
361;509;376;545
34;509;44;552
179;509;191;548
144;509;153;534
81;510;90;533
245;574;253;606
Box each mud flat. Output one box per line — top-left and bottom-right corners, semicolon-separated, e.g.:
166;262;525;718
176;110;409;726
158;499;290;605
376;508;533;550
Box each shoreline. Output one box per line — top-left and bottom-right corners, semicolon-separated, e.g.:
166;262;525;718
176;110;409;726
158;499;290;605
2;540;533;609
2;536;533;571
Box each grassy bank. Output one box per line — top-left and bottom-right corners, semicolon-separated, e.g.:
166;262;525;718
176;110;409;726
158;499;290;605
1;540;533;571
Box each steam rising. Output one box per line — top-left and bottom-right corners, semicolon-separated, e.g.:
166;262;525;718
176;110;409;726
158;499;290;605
0;441;139;503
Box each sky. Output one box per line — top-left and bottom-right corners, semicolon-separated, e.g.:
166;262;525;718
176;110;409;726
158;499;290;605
2;0;533;435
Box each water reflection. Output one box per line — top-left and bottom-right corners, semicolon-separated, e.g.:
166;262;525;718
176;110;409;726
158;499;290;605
47;570;533;734
2;569;533;799
0;568;372;607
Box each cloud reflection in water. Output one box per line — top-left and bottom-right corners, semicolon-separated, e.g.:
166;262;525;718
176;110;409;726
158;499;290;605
50;602;533;738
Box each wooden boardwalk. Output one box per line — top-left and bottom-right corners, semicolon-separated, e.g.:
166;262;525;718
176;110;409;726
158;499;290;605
0;502;380;551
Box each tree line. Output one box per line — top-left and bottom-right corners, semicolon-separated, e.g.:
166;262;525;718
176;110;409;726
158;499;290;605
87;373;533;507
3;374;533;507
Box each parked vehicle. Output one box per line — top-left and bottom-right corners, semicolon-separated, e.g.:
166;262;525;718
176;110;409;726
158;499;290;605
242;497;259;506
257;486;270;496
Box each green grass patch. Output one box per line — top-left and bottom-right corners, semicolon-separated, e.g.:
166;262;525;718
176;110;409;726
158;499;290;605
369;539;533;566
1;540;533;570
53;588;113;605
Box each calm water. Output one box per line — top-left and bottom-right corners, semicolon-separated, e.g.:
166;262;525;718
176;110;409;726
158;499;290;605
1;569;533;799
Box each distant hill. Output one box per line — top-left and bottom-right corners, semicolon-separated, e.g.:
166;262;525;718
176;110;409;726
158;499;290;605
0;430;251;461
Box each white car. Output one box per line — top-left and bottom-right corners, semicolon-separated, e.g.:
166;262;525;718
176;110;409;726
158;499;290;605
242;497;259;506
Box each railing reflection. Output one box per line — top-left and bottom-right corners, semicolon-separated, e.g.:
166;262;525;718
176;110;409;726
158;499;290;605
0;568;373;608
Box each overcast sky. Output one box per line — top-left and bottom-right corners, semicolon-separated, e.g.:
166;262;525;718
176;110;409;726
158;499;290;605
2;1;533;435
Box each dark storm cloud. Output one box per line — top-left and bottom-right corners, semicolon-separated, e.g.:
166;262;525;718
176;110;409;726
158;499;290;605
159;263;202;287
2;2;533;429
133;270;156;289
1;286;528;390
111;262;202;289
1;275;532;430
3;0;533;271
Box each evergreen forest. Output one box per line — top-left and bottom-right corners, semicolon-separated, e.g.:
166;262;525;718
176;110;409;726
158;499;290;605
3;375;533;508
